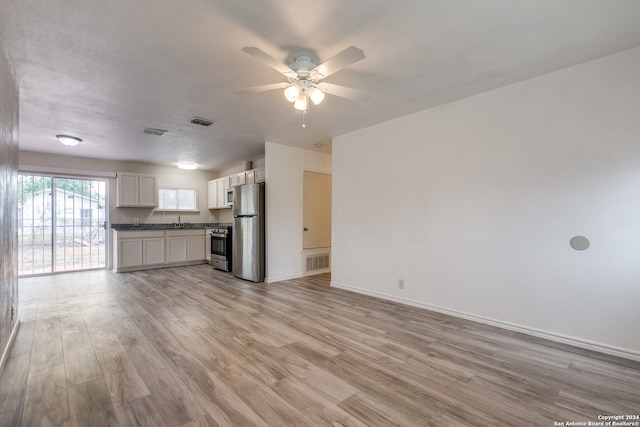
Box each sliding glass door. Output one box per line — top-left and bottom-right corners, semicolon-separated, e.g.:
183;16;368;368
18;174;108;275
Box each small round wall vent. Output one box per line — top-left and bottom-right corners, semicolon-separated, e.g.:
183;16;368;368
570;236;590;251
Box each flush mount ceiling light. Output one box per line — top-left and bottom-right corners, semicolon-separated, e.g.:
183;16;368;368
56;135;82;147
235;45;370;127
177;162;198;170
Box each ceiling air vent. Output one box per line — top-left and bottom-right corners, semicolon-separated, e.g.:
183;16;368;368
143;127;167;136
189;117;214;127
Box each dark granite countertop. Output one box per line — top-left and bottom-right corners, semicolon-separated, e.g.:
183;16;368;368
111;223;232;230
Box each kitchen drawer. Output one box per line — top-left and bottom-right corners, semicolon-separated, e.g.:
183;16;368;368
166;229;205;237
115;230;165;239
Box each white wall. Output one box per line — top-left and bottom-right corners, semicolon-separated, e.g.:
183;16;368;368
332;47;640;359
0;39;20;373
265;142;331;282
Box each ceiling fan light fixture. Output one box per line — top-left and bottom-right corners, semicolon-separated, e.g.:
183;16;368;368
293;92;308;111
56;135;82;147
308;86;325;105
284;85;300;102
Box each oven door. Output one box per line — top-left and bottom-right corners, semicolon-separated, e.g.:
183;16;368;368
211;234;227;258
210;233;230;271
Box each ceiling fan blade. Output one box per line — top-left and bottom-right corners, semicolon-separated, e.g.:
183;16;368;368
320;83;371;102
234;82;289;95
241;46;293;75
313;46;365;79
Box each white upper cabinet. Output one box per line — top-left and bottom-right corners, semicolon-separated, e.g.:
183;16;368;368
208;167;265;209
245;169;256;185
208;177;231;209
138;174;157;207
207;179;218;209
217;177;230;208
117;172;157;207
229;172;246;187
230;168;263;187
116;172;138;207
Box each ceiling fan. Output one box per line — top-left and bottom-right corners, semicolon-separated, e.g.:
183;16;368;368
235;45;370;122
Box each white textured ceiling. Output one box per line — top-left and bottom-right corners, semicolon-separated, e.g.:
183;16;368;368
1;0;640;171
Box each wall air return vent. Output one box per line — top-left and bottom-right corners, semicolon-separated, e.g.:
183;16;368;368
306;253;330;272
143;127;167;136
189;117;214;127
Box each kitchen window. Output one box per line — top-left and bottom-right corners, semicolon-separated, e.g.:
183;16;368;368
157;186;198;211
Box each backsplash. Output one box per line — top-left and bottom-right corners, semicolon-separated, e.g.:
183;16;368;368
111;223;231;230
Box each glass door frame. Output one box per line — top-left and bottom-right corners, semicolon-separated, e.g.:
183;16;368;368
17;173;109;276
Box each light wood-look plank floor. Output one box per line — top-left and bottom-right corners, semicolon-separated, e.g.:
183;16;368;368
1;265;639;426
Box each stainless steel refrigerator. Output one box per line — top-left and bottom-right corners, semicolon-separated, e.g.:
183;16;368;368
232;183;265;282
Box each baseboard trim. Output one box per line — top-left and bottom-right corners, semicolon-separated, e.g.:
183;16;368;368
114;260;207;273
266;269;331;283
266;273;300;283
330;281;640;363
0;319;20;376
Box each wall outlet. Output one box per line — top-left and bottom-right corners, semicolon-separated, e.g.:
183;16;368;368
398;279;405;290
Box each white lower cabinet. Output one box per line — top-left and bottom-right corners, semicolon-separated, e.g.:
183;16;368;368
118;238;144;268
166;229;206;263
143;237;165;265
166;236;188;263
205;232;211;262
113;229;206;272
188;235;206;261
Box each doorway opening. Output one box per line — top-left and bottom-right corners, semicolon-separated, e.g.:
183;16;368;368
302;171;332;274
18;174;108;276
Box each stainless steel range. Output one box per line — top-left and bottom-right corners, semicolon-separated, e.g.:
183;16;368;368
209;226;232;272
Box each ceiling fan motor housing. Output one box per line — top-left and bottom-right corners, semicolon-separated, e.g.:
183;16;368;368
290;55;316;71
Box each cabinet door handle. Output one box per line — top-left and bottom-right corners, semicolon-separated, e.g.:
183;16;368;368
303;227;309;231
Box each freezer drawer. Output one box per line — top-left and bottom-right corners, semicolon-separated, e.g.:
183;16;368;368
233;216;264;282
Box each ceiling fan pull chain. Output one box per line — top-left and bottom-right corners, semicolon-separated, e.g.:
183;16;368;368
302;110;306;128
